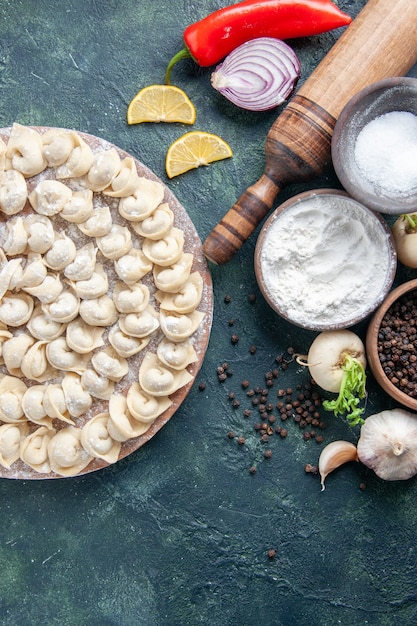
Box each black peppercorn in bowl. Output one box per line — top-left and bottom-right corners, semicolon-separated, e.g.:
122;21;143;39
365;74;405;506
332;77;417;214
366;279;417;411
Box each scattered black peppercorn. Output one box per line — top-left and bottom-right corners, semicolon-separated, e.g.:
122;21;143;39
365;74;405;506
231;334;239;344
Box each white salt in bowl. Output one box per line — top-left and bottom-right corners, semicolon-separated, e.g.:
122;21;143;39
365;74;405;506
254;189;397;331
332;77;417;214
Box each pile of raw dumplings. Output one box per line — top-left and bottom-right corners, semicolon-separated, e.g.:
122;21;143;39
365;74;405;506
0;123;206;477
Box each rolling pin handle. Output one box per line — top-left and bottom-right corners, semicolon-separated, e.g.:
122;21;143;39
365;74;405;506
203;174;281;265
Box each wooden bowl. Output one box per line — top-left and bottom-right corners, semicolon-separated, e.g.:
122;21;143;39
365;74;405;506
366;279;417;410
332;77;417;214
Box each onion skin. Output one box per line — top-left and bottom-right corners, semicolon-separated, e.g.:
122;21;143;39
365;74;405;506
210;38;300;111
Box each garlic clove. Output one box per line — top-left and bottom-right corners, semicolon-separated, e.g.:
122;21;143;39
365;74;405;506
318;440;358;491
357;409;417;481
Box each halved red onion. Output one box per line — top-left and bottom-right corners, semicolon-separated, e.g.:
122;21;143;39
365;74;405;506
211;38;301;112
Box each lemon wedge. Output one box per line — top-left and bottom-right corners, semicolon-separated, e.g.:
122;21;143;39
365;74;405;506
165;131;233;178
127;85;196;125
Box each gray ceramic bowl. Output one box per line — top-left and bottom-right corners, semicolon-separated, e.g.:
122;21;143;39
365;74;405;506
254;189;397;331
332;77;417;214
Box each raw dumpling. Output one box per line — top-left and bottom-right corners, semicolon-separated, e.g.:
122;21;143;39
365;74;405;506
114;247;152;284
41;289;80;323
55;131;93;179
28;180;73;216
2;332;35;376
77;206;113;237
96;224;132;260
112;282;150;314
61;372;92;418
156;338;197;370
66;317;105;354
69;263;108;299
23;273;63;304
86;148;121;191
21;385;54;429
138;352;193;397
80;412;121;464
118;176;164;219
42;128;75;167
0;257;23;298
0;422;29;469
153;253;193;293
131;202;174;240
47;426;92;476
79;294;118;327
0;136;7;170
43;233;77;270
64;243;97;281
142;227;184;267
21;340;58;382
0;170;28;215
43;384;73;424
108;393;153;442
25;214;55;254
3;216;28;255
0;374;27;423
91;347;128;382
81;369;114;400
0;327;13;364
103;156;140;198
159;309;205;342
118;305;159;338
27;304;66;341
126;382;171;423
60;189;94;223
46;336;90;373
0;291;34;326
155;271;203;314
108;323;150;358
20;426;56;474
5;123;47;177
16;254;48;289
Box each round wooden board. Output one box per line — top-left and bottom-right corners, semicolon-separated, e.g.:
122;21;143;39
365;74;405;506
0;127;213;479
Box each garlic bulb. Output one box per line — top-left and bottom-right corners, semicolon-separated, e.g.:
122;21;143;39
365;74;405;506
357;409;417;481
318;440;358;491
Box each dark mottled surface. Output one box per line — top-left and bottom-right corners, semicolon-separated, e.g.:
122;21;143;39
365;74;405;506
0;1;417;625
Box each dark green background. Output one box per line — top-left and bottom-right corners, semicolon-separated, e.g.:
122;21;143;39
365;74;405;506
0;1;417;625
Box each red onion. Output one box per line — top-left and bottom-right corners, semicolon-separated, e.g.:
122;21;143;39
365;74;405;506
210;38;301;111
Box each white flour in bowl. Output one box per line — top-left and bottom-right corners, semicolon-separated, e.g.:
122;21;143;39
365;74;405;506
258;193;395;329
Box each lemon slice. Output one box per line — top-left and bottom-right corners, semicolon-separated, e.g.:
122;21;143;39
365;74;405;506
127;85;196;125
166;131;233;178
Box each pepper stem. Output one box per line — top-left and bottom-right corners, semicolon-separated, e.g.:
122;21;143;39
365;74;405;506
165;48;192;85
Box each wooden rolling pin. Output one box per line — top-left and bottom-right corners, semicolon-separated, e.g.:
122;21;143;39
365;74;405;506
203;0;417;265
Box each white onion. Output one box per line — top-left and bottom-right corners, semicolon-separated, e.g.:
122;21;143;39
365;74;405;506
210;37;300;111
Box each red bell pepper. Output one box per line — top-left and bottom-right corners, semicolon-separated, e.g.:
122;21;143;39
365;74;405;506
165;0;352;83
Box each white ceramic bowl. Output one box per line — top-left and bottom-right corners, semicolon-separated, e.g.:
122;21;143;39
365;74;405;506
254;189;397;331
